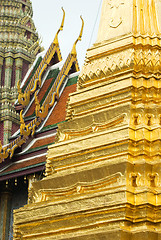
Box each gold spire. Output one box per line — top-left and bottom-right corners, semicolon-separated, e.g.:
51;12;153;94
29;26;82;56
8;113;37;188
133;0;160;35
97;0;160;44
13;2;161;239
78;0;161;90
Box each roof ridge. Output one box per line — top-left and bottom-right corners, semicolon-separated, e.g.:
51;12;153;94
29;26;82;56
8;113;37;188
17;8;65;107
0;14;84;164
35;16;84;119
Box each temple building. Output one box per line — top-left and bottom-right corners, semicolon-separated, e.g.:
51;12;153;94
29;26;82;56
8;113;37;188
0;0;41;146
13;0;161;239
0;2;83;239
0;0;41;238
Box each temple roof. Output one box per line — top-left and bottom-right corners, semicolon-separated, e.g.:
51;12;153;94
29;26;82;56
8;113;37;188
0;71;78;181
0;11;84;181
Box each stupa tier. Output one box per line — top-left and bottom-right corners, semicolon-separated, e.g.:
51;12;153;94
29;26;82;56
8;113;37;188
14;0;161;239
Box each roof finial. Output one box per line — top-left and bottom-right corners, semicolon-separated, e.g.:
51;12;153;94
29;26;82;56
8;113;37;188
20;110;26;135
54;7;65;45
71;15;84;56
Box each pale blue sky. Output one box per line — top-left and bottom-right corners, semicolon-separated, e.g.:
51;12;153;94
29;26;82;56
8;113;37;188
31;0;102;68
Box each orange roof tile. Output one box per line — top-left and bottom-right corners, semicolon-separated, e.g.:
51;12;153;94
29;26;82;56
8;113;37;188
30;135;56;149
44;83;77;127
25;77;54;117
1;155;46;174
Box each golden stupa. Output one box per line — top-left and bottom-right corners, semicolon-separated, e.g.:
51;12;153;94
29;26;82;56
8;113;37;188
14;0;161;239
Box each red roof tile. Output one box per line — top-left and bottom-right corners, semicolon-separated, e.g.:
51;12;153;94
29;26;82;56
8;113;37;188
25;77;54;117
30;135;56;149
45;84;77;127
1;155;46;174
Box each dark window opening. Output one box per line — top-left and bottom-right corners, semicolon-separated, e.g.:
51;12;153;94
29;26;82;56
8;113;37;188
21;59;29;81
49;52;59;66
11;59;15;87
69;62;78;75
27;21;31;28
25;31;31;40
22;4;25;12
